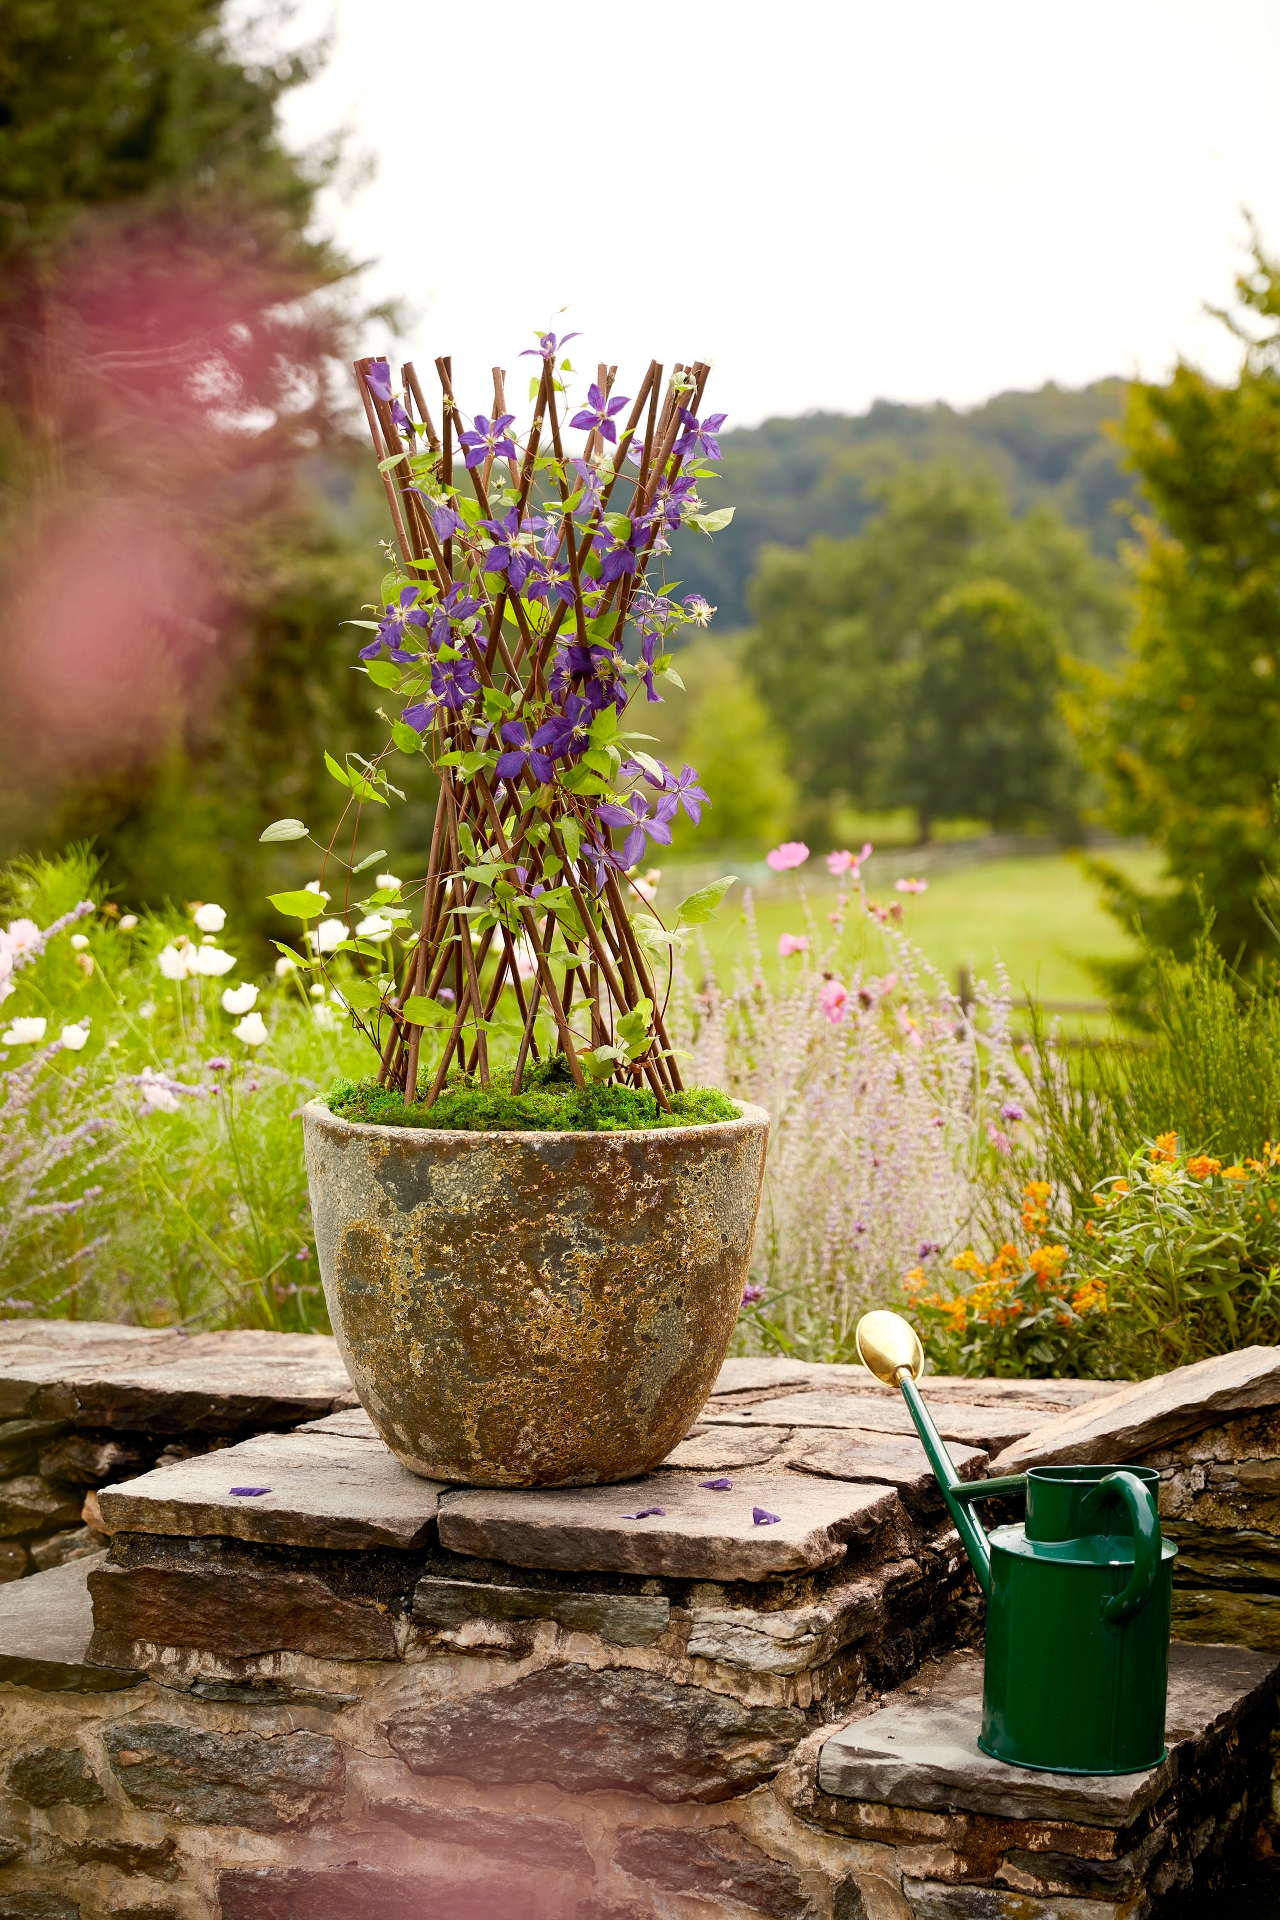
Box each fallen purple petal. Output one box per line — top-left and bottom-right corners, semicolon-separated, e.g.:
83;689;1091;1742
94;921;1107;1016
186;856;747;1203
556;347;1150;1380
622;1507;666;1519
229;1487;272;1498
700;1478;733;1490
752;1506;781;1525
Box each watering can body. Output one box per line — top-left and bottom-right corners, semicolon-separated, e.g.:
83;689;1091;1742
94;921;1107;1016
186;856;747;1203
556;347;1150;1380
980;1465;1176;1772
854;1313;1177;1776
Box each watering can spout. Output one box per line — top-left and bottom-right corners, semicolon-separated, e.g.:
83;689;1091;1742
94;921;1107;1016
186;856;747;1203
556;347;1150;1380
855;1310;1022;1599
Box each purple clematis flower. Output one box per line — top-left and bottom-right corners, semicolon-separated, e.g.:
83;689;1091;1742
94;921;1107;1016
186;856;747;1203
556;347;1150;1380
364;362;416;437
592;527;639;586
428;584;482;650
408;488;463;540
495;722;555;785
638;472;700;537
622;1506;665;1519
520;330;581;360
550;644;626;715
637;629;665;703
570;383;632;444
673;408;728;462
525;537;576;609
753;1507;781;1526
532;694;594;763
700;1478;733;1491
360;586;431;664
661;763;709;825
457;413;517;470
479;508;540;590
570;459;607;516
431;656;481;712
230;1487;271;1498
595;791;676;869
400;699;436;733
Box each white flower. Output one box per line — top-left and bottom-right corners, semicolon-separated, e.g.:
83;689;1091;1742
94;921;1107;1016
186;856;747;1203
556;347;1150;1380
304;881;329;899
139;1069;180;1115
315;918;347;954
0;948;11;984
631;868;662;904
70;934;89;951
274;955;297;977
193;903;226;932
355;913;394;941
375;873;402;892
309;983;326;999
221;983;258;1015
158;944;197;981
118;914;138;931
3;919;40;955
0;981;12;1005
59;1023;89;1051
2;1017;46;1045
233;1011;268;1046
195;946;236;977
311;1003;338;1031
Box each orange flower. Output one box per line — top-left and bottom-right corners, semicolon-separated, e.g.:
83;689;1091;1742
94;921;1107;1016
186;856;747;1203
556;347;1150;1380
988;1242;1021;1283
902;1267;926;1295
1027;1244;1069;1290
1186;1155;1221;1180
1071;1278;1110;1316
1151;1132;1178;1163
1222;1165;1248;1182
943;1299;967;1334
951;1248;986;1277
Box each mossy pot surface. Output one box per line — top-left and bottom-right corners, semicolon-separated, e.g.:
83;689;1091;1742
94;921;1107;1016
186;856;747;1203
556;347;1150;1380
302;1097;770;1488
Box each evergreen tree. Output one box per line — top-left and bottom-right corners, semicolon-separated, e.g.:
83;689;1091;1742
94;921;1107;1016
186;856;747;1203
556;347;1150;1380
1077;236;1280;970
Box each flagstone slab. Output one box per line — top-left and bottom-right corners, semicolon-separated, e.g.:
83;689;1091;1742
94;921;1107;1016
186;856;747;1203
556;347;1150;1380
0;1319;356;1433
97;1428;443;1551
704;1390;1035;1452
710;1358;1119;1409
995;1345;1280;1473
816;1641;1280;1826
437;1473;900;1580
788;1430;989;1515
0;1555;140;1692
659;1425;793;1471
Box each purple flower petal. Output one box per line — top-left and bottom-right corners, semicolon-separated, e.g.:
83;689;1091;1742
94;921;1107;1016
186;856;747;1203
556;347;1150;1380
621;1506;666;1519
699;1478;733;1491
752;1506;780;1526
230;1487;272;1497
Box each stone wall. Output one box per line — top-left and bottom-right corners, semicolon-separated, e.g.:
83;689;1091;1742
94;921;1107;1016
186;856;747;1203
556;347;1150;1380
0;1328;1274;1917
0;1323;356;1582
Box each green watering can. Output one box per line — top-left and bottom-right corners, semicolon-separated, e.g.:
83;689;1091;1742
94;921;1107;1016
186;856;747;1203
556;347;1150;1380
855;1310;1177;1774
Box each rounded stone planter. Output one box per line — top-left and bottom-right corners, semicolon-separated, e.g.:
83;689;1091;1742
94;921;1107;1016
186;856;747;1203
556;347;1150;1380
302;1098;770;1488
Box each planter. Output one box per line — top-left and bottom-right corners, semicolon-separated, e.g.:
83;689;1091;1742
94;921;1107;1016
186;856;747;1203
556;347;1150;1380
302;1098;770;1488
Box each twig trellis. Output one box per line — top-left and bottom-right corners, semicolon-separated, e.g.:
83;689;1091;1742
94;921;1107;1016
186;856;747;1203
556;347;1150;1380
291;338;730;1108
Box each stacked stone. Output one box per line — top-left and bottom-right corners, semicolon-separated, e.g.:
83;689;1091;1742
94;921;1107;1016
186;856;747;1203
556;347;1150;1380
0;1322;357;1582
995;1345;1280;1654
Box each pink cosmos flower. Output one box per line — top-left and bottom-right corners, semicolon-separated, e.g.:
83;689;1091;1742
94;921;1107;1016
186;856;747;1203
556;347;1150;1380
778;933;809;957
766;842;810;872
2;919;40;954
819;978;849;1024
826;842;873;876
895;877;928;895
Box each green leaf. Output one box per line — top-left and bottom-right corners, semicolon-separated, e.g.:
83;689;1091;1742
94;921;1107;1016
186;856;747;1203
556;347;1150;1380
324;750;354;791
631;751;665;783
339;979;386;1012
558;816;583;862
632;913;686;956
617;999;654;1058
392;722;424;754
341;619;382;630
686;506;735;534
582;747;614;777
603;513;632;539
662;666;686;691
377;452;407;471
365;660;403;691
677;876;738;926
350;849;388;875
401;994;450;1028
268;890;327;919
259;818;308;844
583;1044;623;1080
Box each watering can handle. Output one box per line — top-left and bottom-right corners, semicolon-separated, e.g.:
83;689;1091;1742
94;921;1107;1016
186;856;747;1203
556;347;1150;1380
1085;1470;1162;1626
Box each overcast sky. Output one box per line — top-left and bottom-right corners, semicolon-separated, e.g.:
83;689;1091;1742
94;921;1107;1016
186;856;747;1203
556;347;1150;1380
274;0;1280;428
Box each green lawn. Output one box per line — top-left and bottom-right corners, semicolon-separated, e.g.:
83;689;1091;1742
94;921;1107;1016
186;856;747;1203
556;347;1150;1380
653;847;1163;1008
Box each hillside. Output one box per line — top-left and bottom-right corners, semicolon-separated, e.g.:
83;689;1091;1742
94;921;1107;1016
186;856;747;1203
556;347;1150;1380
670;379;1135;629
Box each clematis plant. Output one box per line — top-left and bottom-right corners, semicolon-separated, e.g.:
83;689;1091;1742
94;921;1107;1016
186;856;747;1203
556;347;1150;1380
261;341;736;1108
